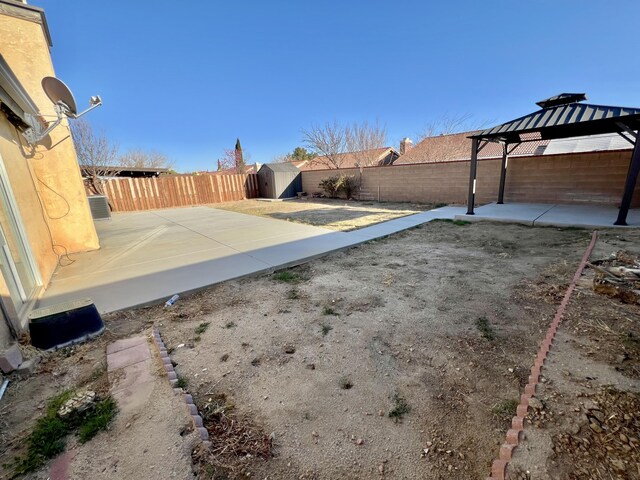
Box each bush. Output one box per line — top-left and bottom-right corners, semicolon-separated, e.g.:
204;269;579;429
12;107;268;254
319;174;359;199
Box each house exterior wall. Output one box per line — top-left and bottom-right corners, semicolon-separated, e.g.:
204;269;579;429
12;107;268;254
301;150;640;207
0;3;99;338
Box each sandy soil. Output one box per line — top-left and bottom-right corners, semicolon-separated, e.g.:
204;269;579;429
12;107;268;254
507;231;640;480
0;327;196;480
100;220;635;480
212;199;431;231
5;222;638;480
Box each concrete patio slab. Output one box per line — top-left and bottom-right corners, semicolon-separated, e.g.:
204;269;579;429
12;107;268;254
37;205;464;314
455;203;556;226
534;204;640;228
455;202;640;228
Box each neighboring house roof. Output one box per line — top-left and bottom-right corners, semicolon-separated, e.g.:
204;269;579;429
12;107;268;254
80;165;169;178
296;147;399;171
395;131;632;165
214;163;259;175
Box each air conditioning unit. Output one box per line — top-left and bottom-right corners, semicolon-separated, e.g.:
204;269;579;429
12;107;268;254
87;195;111;220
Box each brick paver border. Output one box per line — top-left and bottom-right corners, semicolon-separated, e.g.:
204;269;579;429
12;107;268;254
151;328;211;446
485;230;598;480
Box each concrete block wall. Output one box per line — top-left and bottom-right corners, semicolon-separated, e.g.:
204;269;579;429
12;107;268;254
301;150;637;206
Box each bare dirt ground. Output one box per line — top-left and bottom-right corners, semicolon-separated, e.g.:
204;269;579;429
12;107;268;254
3;222;638;480
0;326;196;480
96;220;640;480
507;231;640;480
212;199;432;231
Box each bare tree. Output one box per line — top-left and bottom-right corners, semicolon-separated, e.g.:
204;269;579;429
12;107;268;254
301;121;348;169
119;149;173;169
413;114;492;162
302;120;387;169
348;120;387;167
70;119;119;195
217;149;237;172
416;113;476;141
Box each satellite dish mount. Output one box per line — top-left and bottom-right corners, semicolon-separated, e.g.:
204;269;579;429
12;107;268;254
23;76;102;145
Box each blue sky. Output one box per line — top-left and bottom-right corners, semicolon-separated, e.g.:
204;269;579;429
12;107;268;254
40;0;640;172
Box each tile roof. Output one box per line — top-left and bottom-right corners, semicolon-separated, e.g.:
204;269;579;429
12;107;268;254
395;131;632;165
296;147;399;171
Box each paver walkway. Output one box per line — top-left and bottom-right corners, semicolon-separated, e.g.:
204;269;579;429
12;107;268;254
49;334;195;480
38;206;465;313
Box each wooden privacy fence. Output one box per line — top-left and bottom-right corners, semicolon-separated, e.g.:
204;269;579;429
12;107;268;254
101;173;259;212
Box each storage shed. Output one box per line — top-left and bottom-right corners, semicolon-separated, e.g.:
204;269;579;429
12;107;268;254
257;163;302;199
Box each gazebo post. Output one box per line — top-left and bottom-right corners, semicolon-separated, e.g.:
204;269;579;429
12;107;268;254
615;140;640;226
497;142;508;204
466;138;479;215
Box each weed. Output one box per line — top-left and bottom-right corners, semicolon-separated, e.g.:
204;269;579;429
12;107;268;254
224;321;236;329
194;335;202;342
433;202;448;209
9;390;117;475
492;399;519;419
195;322;210;335
176;376;188;389
389;394;411;421
77;397;118;443
322;306;338;316
272;271;302;283
339;377;353;390
476;316;496;340
321;324;333;336
287;288;300;300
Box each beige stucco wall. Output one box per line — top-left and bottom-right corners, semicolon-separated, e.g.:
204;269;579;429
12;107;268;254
0;9;99;292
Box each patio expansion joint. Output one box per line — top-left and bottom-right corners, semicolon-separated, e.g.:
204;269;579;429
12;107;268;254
531;204;559;226
485;230;598;480
150;328;211;446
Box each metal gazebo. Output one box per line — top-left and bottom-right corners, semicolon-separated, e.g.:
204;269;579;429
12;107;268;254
466;93;640;225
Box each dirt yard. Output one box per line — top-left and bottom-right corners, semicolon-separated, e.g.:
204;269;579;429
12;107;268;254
96;220;640;479
3;221;638;480
212;199;432;231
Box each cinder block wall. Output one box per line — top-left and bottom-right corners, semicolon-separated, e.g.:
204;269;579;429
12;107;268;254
301;150;638;206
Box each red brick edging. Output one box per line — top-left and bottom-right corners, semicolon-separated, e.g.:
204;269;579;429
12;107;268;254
486;230;598;480
151;328;211;446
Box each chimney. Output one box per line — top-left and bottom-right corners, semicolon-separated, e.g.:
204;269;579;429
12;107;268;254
400;137;413;155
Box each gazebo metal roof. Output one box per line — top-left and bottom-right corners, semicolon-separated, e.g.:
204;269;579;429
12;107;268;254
465;93;640;225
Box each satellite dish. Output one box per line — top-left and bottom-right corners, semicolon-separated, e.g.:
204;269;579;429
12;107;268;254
42;76;78;117
22;76;102;145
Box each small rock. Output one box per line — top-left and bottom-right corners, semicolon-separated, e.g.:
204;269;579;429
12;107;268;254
125;423;131;429
528;397;544;410
589;422;603;433
16;356;42;379
311;431;319;437
378;464;384;474
378;410;384;416
356;438;364;445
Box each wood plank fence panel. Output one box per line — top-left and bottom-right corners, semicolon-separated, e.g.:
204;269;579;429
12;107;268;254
101;173;259;212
